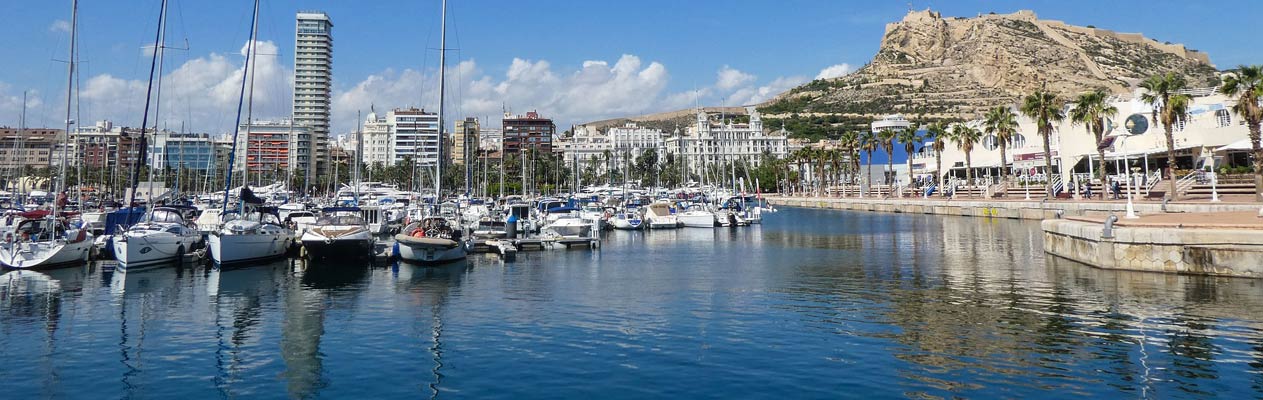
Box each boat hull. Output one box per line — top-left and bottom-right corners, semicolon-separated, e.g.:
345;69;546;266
679;213;716;228
208;231;290;266
114;231;200;270
611;218;643;230
393;234;467;264
301;231;374;260
0;235;94;270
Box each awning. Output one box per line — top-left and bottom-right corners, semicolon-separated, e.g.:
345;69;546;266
1215;139;1253;152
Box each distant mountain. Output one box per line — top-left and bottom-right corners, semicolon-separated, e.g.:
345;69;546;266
580;10;1221;140
758;9;1220;133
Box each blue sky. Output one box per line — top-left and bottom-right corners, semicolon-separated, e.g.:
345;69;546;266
1;0;1259;137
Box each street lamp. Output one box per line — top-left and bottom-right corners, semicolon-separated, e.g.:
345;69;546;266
1108;130;1139;219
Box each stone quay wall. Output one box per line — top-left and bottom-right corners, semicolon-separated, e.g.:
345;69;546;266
767;196;1261;220
1042;219;1263;278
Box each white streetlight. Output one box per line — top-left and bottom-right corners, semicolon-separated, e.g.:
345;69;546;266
1108;131;1139;219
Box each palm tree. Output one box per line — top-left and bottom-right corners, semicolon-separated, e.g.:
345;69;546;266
926;122;948;188
950;123;983;197
860;131;878;194
878;129;896;189
829;147;842;196
1068;89;1119;199
1140;72;1192;199
1020;85;1066;197
983;106;1019;182
896;124;923;191
839;130;860;188
1220;65;1263;201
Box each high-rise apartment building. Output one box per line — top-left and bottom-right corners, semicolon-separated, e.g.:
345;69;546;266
502;111;555;155
294;11;333;185
454;117;479;166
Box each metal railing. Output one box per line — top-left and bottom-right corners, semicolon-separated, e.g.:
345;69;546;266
1144;171;1161;195
1049;174;1063;195
1175;170;1200;195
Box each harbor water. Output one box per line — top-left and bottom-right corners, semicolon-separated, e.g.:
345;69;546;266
4;207;1263;398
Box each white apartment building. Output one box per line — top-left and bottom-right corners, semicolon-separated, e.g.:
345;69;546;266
559;125;611;168
388;108;441;166
665;107;789;177
294;11;333;184
362;111;392;167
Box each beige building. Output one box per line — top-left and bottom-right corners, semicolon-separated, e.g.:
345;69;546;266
454;117;479;166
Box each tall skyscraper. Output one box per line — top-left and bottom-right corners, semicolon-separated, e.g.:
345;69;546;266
294;11;332;188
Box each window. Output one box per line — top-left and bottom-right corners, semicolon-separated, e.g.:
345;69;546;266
1215;109;1231;128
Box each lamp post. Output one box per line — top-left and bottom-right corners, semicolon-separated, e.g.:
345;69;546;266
1109;132;1139;219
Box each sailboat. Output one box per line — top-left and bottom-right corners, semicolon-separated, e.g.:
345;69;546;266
395;0;468;265
207;0;293;266
0;0;94;269
113;0;204;270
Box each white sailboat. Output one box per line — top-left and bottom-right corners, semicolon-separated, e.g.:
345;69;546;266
0;0;93;269
208;0;293;266
395;0;468;265
114;206;201;269
678;204;717;228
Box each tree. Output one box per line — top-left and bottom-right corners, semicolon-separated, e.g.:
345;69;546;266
1068;89;1119;198
983;106;1019;182
950;123;982;197
860;131;878;193
838;130;860;186
927;122;948;187
1140;72;1191;199
1220;65;1263;201
896;124;923;191
1020;85;1066;197
878;129;896;187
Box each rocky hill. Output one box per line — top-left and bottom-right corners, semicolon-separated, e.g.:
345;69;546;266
761;9;1220;121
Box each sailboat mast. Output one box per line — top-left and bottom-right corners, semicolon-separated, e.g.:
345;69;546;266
55;0;79;222
434;0;448;204
221;0;260;211
354;110;362;204
127;0;166;210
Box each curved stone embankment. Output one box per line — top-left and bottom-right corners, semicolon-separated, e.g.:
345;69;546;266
1042;218;1263;278
767;196;1261;220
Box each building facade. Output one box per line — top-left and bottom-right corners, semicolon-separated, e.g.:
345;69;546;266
153;133;216;172
236;120;310;177
502;111;555;155
294;11;333;185
665;107;788;178
388;108;441;166
454;117;479;166
362;111;392;167
0;127;61;171
907;88;1254;189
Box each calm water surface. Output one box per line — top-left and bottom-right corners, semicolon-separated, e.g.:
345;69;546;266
3;207;1263;399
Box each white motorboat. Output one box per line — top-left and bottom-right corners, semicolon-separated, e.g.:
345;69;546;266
610;209;643;230
394;217;467;264
544;216;592;237
0;212;93;269
471;218;508;239
113;206;202;270
643;201;680;229
207;206;293;266
194;208;223;235
301;207;374;260
678;205;717;228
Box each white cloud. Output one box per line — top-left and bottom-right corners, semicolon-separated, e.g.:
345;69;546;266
726;75;809;105
715;65;756;90
75;40;291;133
815;63;854;80
0;83;47;126
48;20;70;33
330;54;676;134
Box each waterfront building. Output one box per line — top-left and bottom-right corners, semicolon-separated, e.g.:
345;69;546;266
0;127;61;171
74;121;143;171
665;107;789;178
907;87;1254;191
502;111;556;155
388;108;441;166
478;128;503;154
609;122;665;157
236;120;309;178
454;117;479;166
558;124;611;169
362;111;392;167
294;11;333;184
152;133;216;172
